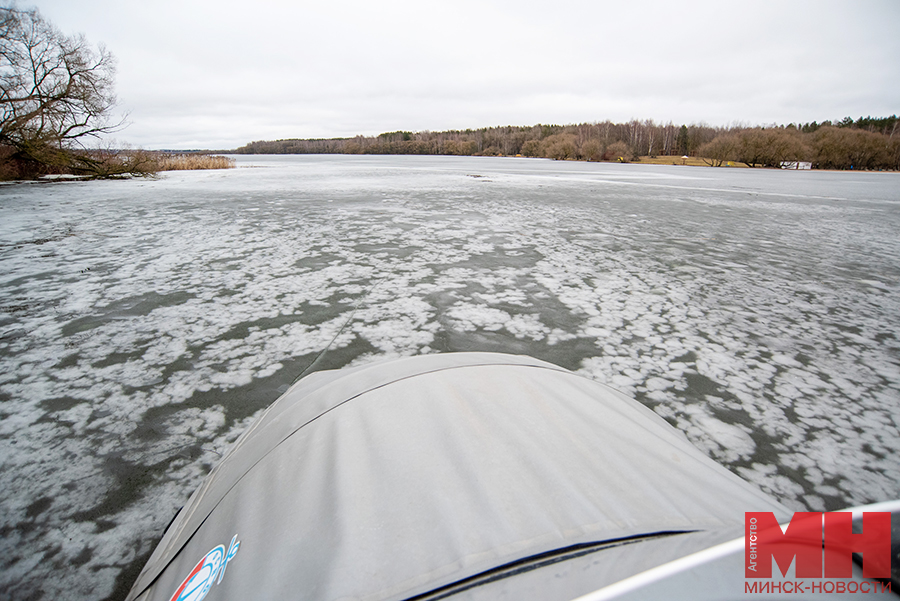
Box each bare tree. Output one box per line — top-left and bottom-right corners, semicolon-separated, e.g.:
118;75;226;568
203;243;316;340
541;133;578;160
736;128;806;168
698;134;739;167
645;119;656;157
0;6;135;176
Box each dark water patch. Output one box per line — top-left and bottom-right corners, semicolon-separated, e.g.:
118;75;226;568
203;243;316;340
169;443;205;462
63;331;95;349
293;252;339;271
527;338;602;373
61;291;196;337
684;372;725;397
155;354;197;386
3;270;64;288
292;298;355;324
672;351;698;364
299;337;367;373
827;322;862;336
0;524;14;545
206;252;252;267
794;352;813;367
427;282;491;307
538;301;591;335
428;329;457;354
423;290;462;314
95;520;117;533
61;315;106;337
55;353;80;369
3;580;43;601
99;544;157;601
708;403;755;430
34;412;75;429
429;248;545;271
815;370;832;385
216;313;317;343
39;396;86;413
11;519;36;534
135;343;381;437
745;421;794;469
70;546;93;566
69;455;168;523
136;377;279;439
92;350;147;369
25;497;52;519
107;291;196;317
387;219;429;232
819;493;854;513
861;443;887;461
489;247;545;269
780;403;801;425
874;331;896;344
353;243;419;259
431;328;535;356
130;411;171;442
83;408;114;432
756;349;773;361
41;544;62;561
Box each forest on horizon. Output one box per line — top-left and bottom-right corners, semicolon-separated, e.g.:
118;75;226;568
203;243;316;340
236;115;900;171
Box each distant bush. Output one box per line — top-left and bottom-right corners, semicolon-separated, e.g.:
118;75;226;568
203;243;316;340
580;139;602;161
541;134;579;160
810;126;893;171
603;141;634;162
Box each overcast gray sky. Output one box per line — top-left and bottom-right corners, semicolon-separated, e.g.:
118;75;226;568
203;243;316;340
28;0;900;149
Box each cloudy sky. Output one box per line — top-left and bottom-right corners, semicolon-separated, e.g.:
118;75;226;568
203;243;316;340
29;0;900;150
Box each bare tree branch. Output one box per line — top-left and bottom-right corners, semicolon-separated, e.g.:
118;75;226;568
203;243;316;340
1;5;132;176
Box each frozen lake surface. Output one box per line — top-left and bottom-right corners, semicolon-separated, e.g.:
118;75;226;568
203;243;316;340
1;155;899;599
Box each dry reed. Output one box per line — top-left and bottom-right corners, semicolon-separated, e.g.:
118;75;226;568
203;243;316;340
158;154;236;171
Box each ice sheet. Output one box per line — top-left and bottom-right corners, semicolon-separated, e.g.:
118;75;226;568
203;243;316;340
1;156;898;600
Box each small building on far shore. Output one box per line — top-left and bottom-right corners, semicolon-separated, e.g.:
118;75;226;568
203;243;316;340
780;161;812;170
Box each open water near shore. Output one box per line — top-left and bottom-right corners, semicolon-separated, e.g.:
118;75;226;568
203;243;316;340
1;155;899;599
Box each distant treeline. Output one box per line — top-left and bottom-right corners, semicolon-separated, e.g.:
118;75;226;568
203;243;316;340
236;116;900;170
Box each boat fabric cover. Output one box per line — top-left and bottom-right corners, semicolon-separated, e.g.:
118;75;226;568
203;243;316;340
127;352;790;601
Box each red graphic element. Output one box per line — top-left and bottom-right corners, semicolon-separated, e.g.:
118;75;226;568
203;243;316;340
745;511;891;579
168;556;207;601
824;512;892;578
